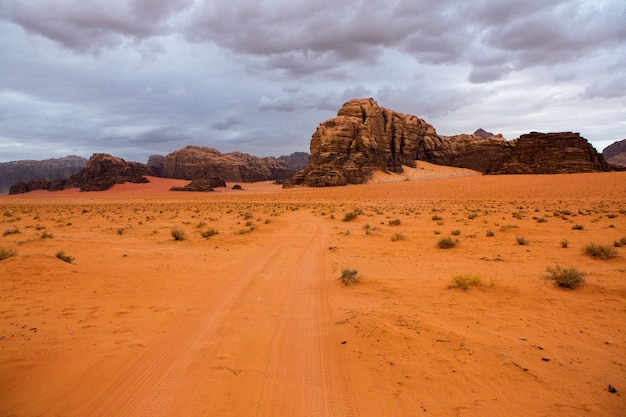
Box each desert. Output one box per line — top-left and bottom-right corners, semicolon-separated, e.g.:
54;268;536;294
1;168;625;417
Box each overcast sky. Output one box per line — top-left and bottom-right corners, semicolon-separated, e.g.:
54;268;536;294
1;0;624;163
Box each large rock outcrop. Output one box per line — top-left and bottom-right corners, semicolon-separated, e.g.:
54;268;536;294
278;152;310;172
289;99;611;186
602;139;626;167
63;153;152;191
0;155;86;194
289;98;438;186
162;146;293;182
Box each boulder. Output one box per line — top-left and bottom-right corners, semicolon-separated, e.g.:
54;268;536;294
170;178;224;192
64;153;152;191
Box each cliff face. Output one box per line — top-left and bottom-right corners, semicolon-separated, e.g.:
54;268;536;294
602;139;626;167
290;98;438;186
278;152;310;172
0;155;86;194
161;146;293;182
289;99;611;187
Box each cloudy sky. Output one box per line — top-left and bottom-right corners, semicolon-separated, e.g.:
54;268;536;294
1;0;624;163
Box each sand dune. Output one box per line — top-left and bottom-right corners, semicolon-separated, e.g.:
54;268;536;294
1;171;625;416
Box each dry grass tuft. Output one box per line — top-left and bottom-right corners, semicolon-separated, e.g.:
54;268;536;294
448;274;482;290
582;243;617;260
339;268;359;286
544;264;586;289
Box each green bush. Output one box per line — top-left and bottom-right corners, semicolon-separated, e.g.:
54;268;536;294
544;264;586;289
339;268;359;286
582;243;617;260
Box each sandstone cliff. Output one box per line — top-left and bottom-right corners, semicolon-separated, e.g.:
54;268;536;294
0;155;86;194
162;146;293;182
278;152;310;172
602;139;626;167
289;98;611;187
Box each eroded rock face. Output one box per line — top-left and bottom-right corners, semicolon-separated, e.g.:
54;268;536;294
278;152;310;172
0;155;86;194
603;139;626;167
64;153;152;191
289;99;611;186
162;146;293;182
290;98;438;186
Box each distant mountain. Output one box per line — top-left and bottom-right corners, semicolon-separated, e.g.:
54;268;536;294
278;152;309;172
0;155;86;194
473;128;494;139
602;139;626;167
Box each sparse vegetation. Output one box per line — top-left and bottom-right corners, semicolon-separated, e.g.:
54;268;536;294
201;228;219;238
582;243;617;260
0;246;18;260
390;233;406;241
613;237;626;247
560;239;569;248
448;274;482;290
343;209;362;222
451;229;461;236
339;268;359;286
2;226;20;236
486;229;495;237
363;224;372;235
437;237;457;249
516;236;529;245
544;264;586;289
55;250;74;264
171;228;186;241
431;215;442;221
40;231;54;239
388;219;401;226
572;224;584;230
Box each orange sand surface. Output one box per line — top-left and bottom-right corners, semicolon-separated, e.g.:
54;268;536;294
1;169;625;416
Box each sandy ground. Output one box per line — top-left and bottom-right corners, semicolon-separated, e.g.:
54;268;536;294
0;168;625;416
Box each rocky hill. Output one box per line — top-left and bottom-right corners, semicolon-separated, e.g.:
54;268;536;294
161;146;293;182
289;98;611;187
602;139;626;167
9;153;152;193
0;155;86;194
278;152;310;172
473;128;494;139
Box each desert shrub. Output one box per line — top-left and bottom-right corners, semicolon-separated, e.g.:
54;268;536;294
40;231;54;239
613;237;626;247
389;219;401;226
486;229;495;237
171;228;186;241
448;274;482;290
582;243;617;260
363;224;372;235
516;236;529;245
243;212;253;220
0;246;18;260
451;229;461;236
117;228;125;235
390;233;406;241
560;239;569;248
536;217;548;223
343;211;360;222
55;250;74;264
572;224;584;230
339;268;359;285
431;215;442;221
201;228;219;238
2;226;20;236
544;264;586;289
437;237;457;249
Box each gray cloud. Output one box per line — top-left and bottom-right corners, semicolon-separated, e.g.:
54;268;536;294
0;0;624;163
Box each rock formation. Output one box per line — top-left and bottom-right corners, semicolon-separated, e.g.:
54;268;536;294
278;152;310;172
169;178;225;192
0;155;86;194
473;128;494;139
162;146;293;182
147;154;165;176
602;139;626;167
289;98;611;187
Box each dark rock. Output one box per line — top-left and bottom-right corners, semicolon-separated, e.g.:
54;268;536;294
64;153;152;191
602;138;626;167
162;146;294;182
278;152;310;172
0;155;86;194
170;178;220;192
474;128;495;139
147;154;165;176
232;184;242;190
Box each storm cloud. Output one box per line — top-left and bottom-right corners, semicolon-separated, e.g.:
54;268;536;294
0;0;624;162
